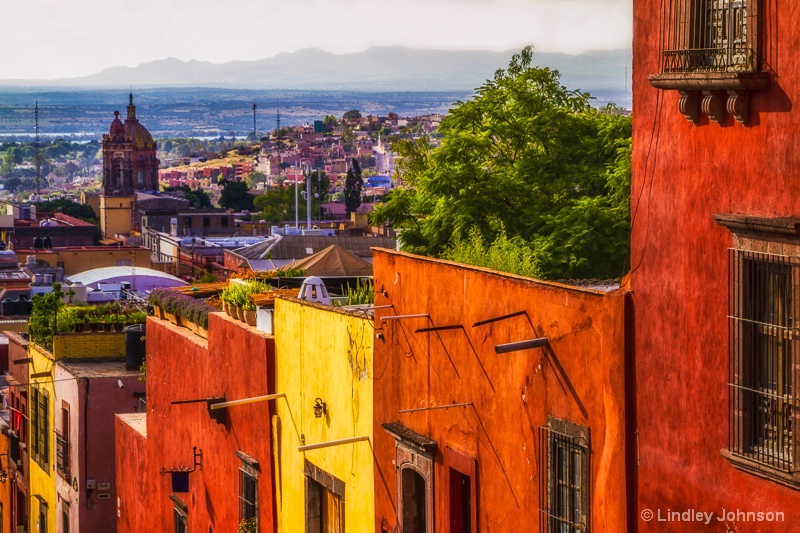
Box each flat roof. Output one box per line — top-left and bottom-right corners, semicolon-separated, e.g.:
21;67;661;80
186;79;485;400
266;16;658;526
58;359;143;379
118;412;147;437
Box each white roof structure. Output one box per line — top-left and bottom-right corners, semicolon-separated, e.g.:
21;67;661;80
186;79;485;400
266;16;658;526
67;267;187;292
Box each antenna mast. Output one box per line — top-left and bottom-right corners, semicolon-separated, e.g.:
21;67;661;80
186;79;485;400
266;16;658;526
276;99;281;135
35;101;41;194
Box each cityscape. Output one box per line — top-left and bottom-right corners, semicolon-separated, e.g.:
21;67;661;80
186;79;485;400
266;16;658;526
0;0;796;532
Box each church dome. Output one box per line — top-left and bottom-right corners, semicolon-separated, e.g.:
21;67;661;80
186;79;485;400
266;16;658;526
125;121;156;150
109;111;125;135
123;94;156;150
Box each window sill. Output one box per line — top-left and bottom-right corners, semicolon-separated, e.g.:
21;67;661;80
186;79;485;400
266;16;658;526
721;449;800;490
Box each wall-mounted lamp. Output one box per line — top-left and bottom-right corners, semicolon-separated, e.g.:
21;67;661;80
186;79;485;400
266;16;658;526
313;398;326;418
0;453;9;483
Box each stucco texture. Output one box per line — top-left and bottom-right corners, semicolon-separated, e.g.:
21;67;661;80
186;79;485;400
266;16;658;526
631;1;800;530
371;250;628;532
272;298;374;533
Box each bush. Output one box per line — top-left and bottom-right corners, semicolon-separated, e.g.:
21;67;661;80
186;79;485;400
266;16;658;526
149;288;217;329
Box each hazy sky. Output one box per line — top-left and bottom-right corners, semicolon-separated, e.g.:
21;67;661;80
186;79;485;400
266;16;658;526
0;0;632;80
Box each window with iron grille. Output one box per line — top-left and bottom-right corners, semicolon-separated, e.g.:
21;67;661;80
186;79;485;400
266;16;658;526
659;0;754;73
538;418;590;533
38;389;49;470
239;464;258;530
173;506;187;533
30;388;39;462
728;249;798;474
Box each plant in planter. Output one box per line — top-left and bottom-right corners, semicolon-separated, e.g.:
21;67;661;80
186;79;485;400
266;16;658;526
238;518;257;533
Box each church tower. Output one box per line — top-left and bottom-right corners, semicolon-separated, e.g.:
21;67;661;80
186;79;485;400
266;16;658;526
100;94;159;238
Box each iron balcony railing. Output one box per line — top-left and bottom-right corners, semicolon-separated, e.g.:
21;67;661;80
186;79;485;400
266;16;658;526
660;0;755;73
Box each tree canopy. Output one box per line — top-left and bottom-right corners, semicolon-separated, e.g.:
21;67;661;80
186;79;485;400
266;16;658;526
218;180;255;212
370;47;631;280
162;185;212;209
33;199;98;223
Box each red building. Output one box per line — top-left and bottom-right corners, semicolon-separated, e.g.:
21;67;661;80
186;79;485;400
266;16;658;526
115;313;276;533
371;250;630;531
632;0;800;529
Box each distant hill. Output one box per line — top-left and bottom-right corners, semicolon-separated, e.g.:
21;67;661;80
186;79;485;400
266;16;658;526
0;47;632;94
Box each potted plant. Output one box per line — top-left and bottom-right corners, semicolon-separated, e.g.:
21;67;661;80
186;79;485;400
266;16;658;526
238;518;257;533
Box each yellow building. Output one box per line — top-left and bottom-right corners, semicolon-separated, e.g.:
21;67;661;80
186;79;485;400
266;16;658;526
273;298;374;532
19;246;153;276
27;343;58;533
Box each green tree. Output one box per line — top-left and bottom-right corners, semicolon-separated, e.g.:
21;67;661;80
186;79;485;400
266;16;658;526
246;171;267;189
163;185;212;209
218;179;255;212
33;199;98;223
343;109;362;121
253;185;296;224
370;46;632;280
344;159;363;216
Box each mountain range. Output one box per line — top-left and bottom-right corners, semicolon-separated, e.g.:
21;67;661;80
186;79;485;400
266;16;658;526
0;47;632;94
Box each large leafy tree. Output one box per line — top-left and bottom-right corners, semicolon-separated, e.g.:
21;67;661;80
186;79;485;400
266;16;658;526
344;159;363;216
370;47;631;280
218;179;255;212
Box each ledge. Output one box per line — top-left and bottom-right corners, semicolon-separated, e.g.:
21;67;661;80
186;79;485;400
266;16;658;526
713;213;800;237
721;449;800;491
382;422;437;456
648;71;769;91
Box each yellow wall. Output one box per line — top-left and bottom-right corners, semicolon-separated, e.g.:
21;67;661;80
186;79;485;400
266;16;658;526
28;344;57;533
52;332;126;359
273;299;374;533
100;195;135;238
33;248;153;276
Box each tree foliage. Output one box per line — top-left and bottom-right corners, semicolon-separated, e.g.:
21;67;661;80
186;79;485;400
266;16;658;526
33;199;98;223
370;47;632;280
343;109;362;121
163;185;212;209
344;159;363;216
218;179;255;212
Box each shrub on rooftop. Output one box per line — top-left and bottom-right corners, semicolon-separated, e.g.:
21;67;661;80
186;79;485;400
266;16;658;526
148;288;216;329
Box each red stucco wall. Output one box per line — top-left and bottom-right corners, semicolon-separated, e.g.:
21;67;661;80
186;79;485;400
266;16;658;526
631;1;800;530
116;313;276;533
371;250;628;531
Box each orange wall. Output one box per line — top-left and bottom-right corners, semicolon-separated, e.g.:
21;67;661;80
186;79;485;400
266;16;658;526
371;250;628;531
115;313;276;533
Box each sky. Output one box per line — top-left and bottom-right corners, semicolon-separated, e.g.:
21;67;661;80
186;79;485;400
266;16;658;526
0;0;632;80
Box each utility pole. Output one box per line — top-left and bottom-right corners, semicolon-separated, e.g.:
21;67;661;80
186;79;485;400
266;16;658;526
294;163;299;230
305;165;312;230
252;103;257;141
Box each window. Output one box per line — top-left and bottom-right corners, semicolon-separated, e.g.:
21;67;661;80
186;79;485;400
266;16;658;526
538;418;590;533
56;404;70;480
30;388;39;461
659;0;753;73
203;217;210;229
29;386;49;470
237;455;258;532
221;217;229;228
381;422;436;533
37;499;47;533
173;506;187;533
61;504;69;533
649;0;766;124
304;460;344;533
728;249;797;473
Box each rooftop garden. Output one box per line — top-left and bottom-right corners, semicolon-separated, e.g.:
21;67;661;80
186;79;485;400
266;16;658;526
29;283;148;351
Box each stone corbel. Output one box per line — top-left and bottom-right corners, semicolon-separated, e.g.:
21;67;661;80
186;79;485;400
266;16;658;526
678;90;699;123
726;90;750;124
701;91;725;124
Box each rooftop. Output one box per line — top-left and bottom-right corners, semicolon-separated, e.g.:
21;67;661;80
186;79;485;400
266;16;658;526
118;412;147;438
59;359;143;379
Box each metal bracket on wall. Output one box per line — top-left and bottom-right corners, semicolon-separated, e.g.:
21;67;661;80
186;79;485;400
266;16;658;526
160;446;203;476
